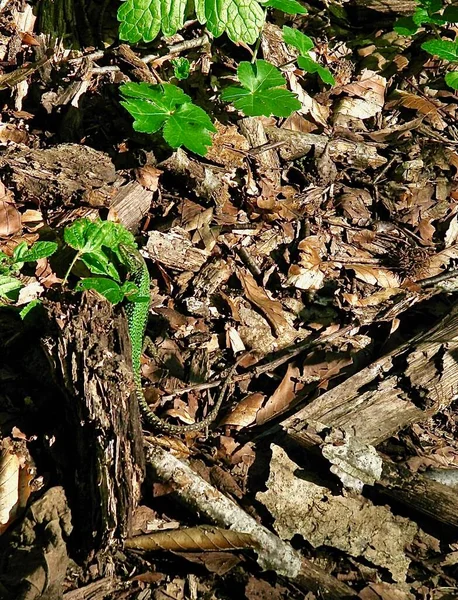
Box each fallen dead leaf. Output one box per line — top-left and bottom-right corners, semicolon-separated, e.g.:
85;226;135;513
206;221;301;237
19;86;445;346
256;363;304;426
0;182;21;237
220;393;265;428
238;269;290;336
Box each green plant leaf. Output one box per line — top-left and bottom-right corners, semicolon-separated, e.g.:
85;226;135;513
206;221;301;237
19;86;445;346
282;26;314;54
443;5;458;23
393;16;419;35
76;277;125;304
445;71;458;89
194;0;265;44
422;0;442;14
64;219;134;254
421;39;458;61
261;0;307;15
297;55;336;85
19;299;42;320
80;253;121;282
117;0;187;43
221;60;301;117
120;82;216;155
13;241;58;263
0;275;23;299
171;57;190;80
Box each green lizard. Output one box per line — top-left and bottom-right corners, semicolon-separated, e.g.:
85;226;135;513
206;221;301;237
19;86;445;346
119;244;235;433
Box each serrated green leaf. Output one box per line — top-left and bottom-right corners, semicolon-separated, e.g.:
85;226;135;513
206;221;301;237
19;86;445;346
19;299;42;320
195;0;265;44
120;82;215;155
0;275;23;299
422;0;442;14
261;0;307;15
13;241;58;263
283;26;314;54
221;60;301;117
80;252;121;282
64;219;133;255
117;0;187;43
76;277;124;304
413;7;430;24
393;16;419;35
297;55;335;85
443;5;458;23
445;71;458;89
421;39;458;61
171;57;190;80
163;103;216;155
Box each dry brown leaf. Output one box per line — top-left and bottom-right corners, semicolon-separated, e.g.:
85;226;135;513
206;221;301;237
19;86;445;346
177;551;241;574
220;392;265;428
135;164;162;191
256;363;304;426
205;121;250;168
343;288;402;307
390;90;446;130
0;182;21;237
0;438;33;535
287;236;328;291
347;264;400;288
125;526;256;552
238;269;290;336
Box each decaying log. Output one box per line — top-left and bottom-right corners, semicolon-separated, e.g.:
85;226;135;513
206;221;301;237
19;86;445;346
277;304;458;530
281;304;458;445
41;292;145;553
287;422;458;529
145;444;357;599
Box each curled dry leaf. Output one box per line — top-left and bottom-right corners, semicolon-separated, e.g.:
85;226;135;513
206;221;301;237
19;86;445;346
0;182;21;237
220;392;265;428
256;363;304;426
347;264;400;288
0;438;33;535
287;235;329;291
238;269;290;336
389;91;446;131
125;526;257;552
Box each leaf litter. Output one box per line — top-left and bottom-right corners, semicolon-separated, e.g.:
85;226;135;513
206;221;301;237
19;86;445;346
1;0;458;598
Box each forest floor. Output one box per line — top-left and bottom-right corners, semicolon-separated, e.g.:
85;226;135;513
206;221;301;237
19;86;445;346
1;0;458;598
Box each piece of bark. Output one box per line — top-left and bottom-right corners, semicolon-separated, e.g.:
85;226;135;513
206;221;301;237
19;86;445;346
41;292;145;553
287;422;458;529
145;444;357;598
0;144;117;206
108;181;153;232
239;117;281;190
0;486;72;600
112;44;158;84
146;228;210;272
281;304;458;445
265;127;387;169
351;0;415;14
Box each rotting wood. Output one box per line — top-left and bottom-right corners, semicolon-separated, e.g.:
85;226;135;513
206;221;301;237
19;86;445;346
108;181;153;233
287;422;458;529
281;304;458;445
41;292;145;553
145;444;358;598
265;127;387;169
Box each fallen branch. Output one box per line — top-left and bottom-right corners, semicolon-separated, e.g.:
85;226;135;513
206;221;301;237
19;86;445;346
145;444;357;598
